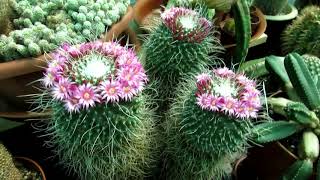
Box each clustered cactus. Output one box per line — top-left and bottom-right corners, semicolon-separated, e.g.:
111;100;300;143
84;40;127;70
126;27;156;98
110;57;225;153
38;41;159;179
0;0;129;61
282;6;320;57
254;53;320;179
164;67;261;179
0;143;22;180
144;7;222;110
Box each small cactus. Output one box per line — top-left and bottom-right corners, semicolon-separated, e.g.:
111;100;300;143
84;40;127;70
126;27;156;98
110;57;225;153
143;7;223;110
0;143;22;180
282;6;320;57
0;0;14;35
164;67;261;179
38;41;158;179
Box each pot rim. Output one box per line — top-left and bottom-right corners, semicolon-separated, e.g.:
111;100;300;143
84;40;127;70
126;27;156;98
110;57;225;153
15;156;46;180
265;4;298;21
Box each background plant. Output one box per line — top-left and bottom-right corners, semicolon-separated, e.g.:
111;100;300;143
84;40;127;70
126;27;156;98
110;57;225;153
34;41;159;179
0;0;129;61
253;0;289;16
163;67;262;179
0;142;22;180
253;53;320;179
282;6;320;57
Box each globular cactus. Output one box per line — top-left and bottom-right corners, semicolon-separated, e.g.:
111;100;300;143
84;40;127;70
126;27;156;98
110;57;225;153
164;67;262;179
282;6;320;57
302;54;320;77
253;0;288;15
143;7;223;110
0;143;22;180
38;41;158;179
0;0;14;35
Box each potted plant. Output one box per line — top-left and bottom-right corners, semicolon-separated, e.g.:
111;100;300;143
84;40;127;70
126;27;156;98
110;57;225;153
244;53;320;179
253;0;298;55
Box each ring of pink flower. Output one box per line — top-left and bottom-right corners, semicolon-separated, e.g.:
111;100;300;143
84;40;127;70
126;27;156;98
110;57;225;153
42;41;148;112
160;7;212;43
195;67;261;119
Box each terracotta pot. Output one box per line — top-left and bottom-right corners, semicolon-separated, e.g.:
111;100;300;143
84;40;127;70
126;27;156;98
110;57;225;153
222;6;267;49
15;156;46;180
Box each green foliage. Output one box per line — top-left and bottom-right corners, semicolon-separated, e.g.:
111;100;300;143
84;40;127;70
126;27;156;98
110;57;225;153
46;95;159;179
163;79;252;179
0;0;129;61
282;6;320;57
232;0;251;66
253;0;288;15
284;53;320;110
253;121;302;143
282;159;313;180
0;143;22;180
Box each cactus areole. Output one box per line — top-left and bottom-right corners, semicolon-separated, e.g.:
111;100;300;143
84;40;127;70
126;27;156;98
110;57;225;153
43;41;148;112
196;67;261;119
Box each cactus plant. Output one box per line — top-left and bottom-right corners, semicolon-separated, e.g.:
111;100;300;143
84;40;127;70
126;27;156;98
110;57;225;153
0;0;129;61
37;41;159;179
253;53;320;180
0;0;14;35
253;0;289;16
282;6;320;57
0;143;22;180
164;67;262;179
143;7;223;110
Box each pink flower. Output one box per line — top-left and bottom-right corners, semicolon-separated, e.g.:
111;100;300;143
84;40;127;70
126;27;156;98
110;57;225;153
221;97;237;115
207;95;220;112
64;97;81;113
196;93;210;109
75;84;100;109
214;67;235;77
42;72;56;87
67;46;82;58
99;80;120;103
119;80;135;101
196;73;211;84
52;78;74;100
79;42;94;54
61;43;71;51
117;53;138;67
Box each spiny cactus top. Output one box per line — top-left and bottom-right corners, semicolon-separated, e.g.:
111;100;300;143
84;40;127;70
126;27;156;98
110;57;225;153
161;7;211;43
196;67;261;118
43;41;148;112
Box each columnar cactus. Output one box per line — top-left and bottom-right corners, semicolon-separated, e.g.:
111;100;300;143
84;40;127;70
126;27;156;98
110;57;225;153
0;0;129;61
282;6;320;57
164;67;262;179
144;7;222;110
0;143;22;180
39;41;158;179
253;0;288;15
0;0;14;35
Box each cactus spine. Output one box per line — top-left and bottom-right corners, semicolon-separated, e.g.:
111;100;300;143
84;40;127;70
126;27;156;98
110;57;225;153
164;67;261;179
282;6;320;57
38;41;158;179
0;143;22;180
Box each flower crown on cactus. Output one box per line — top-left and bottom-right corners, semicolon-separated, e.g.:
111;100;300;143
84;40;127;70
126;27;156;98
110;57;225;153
195;67;261;118
43;41;148;112
161;7;212;43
